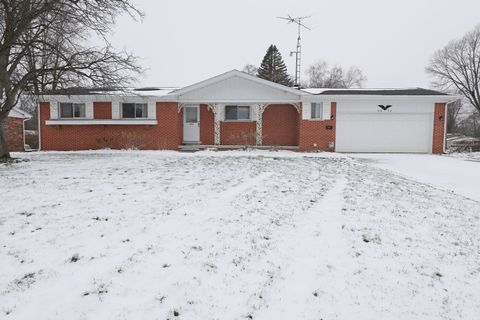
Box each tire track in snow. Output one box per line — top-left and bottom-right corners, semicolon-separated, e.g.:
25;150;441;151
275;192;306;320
253;176;354;320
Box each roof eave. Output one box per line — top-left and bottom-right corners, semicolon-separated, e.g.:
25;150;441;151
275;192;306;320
311;94;458;103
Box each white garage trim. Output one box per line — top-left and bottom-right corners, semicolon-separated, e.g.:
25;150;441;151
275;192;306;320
336;100;435;153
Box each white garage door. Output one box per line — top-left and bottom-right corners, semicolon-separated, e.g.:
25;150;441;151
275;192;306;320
336;113;434;153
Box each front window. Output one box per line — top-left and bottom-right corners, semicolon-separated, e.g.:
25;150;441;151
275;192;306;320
311;102;323;119
225;105;250;121
122;103;148;119
59;103;86;118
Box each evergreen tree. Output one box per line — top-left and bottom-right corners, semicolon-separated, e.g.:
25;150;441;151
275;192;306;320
257;45;292;86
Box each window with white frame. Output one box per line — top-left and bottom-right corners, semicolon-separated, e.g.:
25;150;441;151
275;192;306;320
311;102;323;120
225;105;250;121
122;103;148;119
59;102;86;118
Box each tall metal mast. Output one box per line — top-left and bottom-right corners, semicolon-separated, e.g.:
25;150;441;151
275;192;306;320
277;15;311;87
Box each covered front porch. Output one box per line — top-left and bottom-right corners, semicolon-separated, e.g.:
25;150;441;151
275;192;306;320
163;70;306;151
178;102;302;151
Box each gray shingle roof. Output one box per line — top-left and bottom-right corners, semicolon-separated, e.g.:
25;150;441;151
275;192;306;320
310;88;448;96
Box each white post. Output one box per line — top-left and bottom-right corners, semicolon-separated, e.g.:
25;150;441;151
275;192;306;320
254;104;268;146
208;104;223;145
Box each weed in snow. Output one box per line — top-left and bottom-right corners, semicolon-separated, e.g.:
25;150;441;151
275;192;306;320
82;280;110;301
362;233;382;244
17;211;34;217
68;253;80;263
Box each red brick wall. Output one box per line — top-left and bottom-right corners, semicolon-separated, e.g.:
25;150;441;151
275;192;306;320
298;102;337;152
432;103;446;154
94;102;112;119
220;121;256;145
200;104;214;145
40;102;182;150
262;104;299;146
4;117;24;152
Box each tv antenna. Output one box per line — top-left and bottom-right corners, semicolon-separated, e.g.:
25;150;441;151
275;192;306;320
277;15;311;87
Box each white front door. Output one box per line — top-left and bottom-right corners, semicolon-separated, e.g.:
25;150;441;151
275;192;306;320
183;105;200;143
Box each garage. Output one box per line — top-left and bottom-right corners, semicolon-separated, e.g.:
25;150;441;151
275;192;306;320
335;97;438;153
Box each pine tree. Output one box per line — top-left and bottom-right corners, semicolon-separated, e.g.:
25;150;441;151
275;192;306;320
257;45;293;86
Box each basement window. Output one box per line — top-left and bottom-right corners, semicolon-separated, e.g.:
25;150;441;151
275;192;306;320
59;103;86;118
225;105;250;121
311;102;323;120
122;103;148;119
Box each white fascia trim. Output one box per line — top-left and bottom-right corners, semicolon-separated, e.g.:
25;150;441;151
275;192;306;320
316;95;457;103
45;119;158;125
40;95;159;103
169;70;306;98
176;99;302;104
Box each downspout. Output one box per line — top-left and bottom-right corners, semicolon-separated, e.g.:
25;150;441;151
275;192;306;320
37;102;42;151
443;102;448;154
22;118;28;151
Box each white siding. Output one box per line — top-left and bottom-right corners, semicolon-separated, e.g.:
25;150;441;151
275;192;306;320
302;102;311;120
147;101;156;120
112;101;120;119
50;102;59;119
322;102;331;120
178;75;301;103
85;101;94;119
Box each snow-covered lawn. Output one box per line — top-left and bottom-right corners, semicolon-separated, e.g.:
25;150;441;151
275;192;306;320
349;153;480;202
1;150;479;320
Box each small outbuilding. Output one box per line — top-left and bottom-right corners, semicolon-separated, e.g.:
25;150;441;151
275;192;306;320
5;107;31;152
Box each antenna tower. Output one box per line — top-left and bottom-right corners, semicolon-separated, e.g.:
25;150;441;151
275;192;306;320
277;15;311;87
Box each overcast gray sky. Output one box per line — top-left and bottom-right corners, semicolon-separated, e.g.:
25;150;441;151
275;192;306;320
109;0;480;89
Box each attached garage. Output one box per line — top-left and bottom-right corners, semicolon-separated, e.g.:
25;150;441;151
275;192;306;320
301;88;453;154
335;99;436;153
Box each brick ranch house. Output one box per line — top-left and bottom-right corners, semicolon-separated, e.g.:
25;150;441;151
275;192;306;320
5;107;31;152
38;70;455;153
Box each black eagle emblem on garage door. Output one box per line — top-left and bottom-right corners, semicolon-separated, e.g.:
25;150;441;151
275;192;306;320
378;105;392;111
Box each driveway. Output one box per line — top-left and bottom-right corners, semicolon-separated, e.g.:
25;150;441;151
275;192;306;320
349;153;480;202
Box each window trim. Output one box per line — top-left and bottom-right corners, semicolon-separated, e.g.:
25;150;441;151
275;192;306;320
121;102;148;119
310;102;324;120
59;102;86;119
224;105;251;121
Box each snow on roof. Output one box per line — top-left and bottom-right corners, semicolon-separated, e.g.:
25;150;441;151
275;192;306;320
301;87;449;96
131;87;179;97
9;107;32;119
41;87;179;97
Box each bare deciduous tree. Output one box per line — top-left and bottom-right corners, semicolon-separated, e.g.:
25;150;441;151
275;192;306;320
0;0;143;159
427;25;480;115
305;60;367;88
242;64;258;76
458;110;480;138
447;99;462;133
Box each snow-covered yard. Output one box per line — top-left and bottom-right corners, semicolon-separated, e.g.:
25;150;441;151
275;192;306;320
1;150;479;320
349;153;480;202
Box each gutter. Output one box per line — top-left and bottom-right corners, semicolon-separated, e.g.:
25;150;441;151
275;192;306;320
37;102;42;151
22;118;28;151
443;102;448;153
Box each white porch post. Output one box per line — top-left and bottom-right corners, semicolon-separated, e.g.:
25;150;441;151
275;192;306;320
207;104;223;145
254;104;269;146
